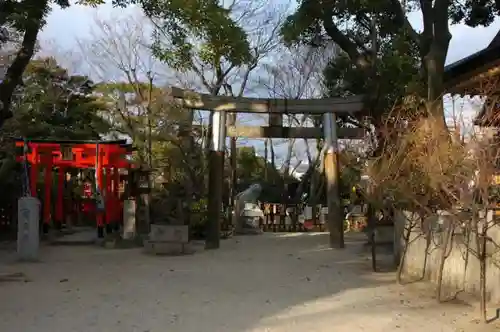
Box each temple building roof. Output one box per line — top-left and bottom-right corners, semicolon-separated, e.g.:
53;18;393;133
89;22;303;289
444;30;500;126
444;30;500;97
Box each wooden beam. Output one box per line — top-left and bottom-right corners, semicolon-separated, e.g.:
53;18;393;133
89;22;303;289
193;125;365;139
268;113;283;133
268;112;283;140
168;87;365;114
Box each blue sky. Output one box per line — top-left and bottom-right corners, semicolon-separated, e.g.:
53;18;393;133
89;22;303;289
39;2;500;171
41;2;500;65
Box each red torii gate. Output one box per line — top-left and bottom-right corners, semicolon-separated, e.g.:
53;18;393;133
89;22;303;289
15;139;135;237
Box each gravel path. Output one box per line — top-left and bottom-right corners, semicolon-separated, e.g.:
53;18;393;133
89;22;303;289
0;233;498;332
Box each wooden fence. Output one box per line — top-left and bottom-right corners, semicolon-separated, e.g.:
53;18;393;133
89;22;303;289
258;203;327;232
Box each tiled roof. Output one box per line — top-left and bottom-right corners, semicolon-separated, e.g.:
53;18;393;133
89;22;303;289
444;30;500;85
488;29;500;48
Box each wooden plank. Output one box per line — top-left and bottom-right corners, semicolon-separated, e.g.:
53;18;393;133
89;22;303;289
168;87;365;114
268;112;283;138
192;125;365;139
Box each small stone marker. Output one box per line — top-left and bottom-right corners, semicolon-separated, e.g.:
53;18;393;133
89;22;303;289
122;199;136;240
17;197;41;261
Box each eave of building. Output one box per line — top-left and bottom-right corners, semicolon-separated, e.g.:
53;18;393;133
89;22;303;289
445;64;500;96
443;30;500;127
444;45;500;96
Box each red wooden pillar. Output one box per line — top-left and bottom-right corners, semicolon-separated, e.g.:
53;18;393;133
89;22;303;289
113;166;120;223
96;146;105;230
43;157;53;230
104;167;111;227
55;167;65;228
29;145;38;197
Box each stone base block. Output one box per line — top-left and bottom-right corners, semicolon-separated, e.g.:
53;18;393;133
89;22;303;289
234;227;263;235
143;240;195;256
149;224;189;243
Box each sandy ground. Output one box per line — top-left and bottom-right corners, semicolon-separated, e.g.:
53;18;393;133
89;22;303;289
0;232;499;332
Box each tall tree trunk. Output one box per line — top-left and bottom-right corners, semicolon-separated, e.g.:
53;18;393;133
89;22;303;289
180;110;195;226
478;214;488;323
421;0;452;126
0;0;48;128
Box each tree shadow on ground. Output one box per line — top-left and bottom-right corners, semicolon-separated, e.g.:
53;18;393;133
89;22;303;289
0;232;481;332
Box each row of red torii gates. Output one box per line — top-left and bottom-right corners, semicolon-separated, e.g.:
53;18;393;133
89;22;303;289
14;138;137;237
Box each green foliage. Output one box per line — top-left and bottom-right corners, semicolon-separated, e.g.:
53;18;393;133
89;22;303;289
282;0;500;123
94;80;195;170
3;57;111;140
323;33;421;120
339;159;362;200
144;0;252;71
0;0;50;32
282;0;500;48
189;197;208;238
0;0;111;128
449;1;500;27
0;58;112;185
232;146;293;195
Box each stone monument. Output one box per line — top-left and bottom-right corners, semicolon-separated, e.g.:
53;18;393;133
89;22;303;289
122;199;136;240
233;184;264;234
17;197;41;261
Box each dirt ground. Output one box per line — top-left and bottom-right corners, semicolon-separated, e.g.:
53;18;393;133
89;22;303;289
0;232;499;332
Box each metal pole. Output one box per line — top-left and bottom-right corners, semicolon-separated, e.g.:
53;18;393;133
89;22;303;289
323;112;344;248
206;110;227;249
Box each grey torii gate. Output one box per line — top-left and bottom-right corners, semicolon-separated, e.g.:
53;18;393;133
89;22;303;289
168;87;365;249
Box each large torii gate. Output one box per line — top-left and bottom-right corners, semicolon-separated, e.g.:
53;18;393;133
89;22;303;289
168;87;366;249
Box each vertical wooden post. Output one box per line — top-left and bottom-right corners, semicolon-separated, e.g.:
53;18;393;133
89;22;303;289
29;145;38;197
96;144;105;238
264;139;269;181
323;112;344;248
55;166;65;229
228;112;237;227
43;158;52;234
104;167;112;233
112;167;120;225
268;108;283;134
269;111;282;183
206;110;226;249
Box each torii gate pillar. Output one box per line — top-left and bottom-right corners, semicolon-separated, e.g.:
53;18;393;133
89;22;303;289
206;110;227;249
323;112;344;248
